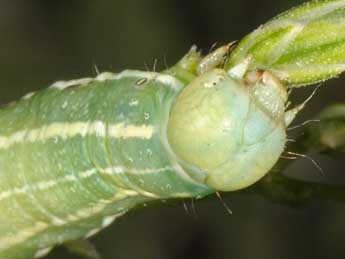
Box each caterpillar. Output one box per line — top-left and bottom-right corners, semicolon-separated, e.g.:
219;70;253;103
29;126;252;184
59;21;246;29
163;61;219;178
0;46;299;259
1;0;345;258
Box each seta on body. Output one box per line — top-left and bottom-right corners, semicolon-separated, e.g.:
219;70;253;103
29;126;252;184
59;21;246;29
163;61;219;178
0;45;302;259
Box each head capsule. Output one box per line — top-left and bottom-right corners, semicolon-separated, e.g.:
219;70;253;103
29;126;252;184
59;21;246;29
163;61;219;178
167;65;288;191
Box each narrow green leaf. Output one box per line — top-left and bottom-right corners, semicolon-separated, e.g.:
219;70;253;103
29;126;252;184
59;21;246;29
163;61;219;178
227;0;345;87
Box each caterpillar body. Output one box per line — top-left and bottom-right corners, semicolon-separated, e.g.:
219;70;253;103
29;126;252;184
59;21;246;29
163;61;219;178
0;31;314;259
0;69;214;259
0;45;299;259
3;0;345;257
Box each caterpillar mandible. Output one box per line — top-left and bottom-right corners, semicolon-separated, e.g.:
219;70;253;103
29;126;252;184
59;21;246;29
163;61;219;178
2;0;345;258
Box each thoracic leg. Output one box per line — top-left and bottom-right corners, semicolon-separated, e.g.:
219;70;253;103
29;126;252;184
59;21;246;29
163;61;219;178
197;42;236;75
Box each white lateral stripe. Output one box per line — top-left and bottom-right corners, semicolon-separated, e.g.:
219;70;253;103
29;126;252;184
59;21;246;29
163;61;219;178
34;246;54;258
0;121;154;150
108;123;153;139
50;78;94;89
0;166;172;201
115;71;183;91
0;163;193;250
0;193;131;251
49;70;183;91
101;165;172;175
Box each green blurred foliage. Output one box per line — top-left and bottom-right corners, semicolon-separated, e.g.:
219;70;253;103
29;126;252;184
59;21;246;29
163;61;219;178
1;1;345;259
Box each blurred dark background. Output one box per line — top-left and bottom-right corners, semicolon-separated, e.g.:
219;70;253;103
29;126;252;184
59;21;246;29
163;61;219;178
1;1;345;259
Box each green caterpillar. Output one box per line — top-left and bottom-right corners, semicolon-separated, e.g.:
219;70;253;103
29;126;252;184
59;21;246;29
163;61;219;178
0;49;297;259
1;0;345;258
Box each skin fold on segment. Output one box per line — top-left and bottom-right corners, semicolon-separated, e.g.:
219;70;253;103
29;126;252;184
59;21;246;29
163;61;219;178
0;70;211;259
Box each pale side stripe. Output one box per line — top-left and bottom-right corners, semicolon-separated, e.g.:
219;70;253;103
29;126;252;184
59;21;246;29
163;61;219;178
0;121;154;150
0;191;135;251
115;70;183;90
34;246;54;259
108;123;153;139
101;165;173;175
0;166;173;201
50;78;94;89
0;163;193;251
84;212;125;239
22;92;35;100
49;70;183;91
34;246;53;259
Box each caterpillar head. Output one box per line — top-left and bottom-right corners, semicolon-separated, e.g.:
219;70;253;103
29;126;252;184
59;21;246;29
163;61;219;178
167;51;300;192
